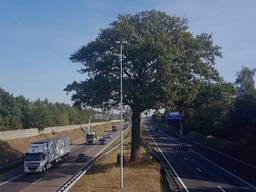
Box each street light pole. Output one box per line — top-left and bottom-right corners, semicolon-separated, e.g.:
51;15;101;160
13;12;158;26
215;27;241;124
115;40;127;190
89;116;91;132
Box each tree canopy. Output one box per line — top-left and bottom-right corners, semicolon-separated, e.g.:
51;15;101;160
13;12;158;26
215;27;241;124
65;10;222;160
0;87;94;130
229;66;256;144
235;66;256;96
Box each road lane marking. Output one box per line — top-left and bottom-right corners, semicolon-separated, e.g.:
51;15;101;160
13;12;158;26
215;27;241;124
159;128;256;170
57;131;125;192
191;150;256;190
32;178;42;184
184;157;188;160
0;132;119;187
150;134;189;192
0;173;25;186
181;136;256;169
196;168;202;172
217;185;226;192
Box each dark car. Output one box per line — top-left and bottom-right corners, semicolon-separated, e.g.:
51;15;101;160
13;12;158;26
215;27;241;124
178;143;191;151
98;137;107;145
112;125;118;132
76;153;88;162
154;134;160;139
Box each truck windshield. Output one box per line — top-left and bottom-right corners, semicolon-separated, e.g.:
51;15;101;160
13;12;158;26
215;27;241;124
86;135;95;139
25;153;44;161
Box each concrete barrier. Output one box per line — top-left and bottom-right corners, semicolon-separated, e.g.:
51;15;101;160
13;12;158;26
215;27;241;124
0;121;119;141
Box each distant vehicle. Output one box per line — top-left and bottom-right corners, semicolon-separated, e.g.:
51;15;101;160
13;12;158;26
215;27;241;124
86;132;97;144
98;137;107;145
24;136;70;173
106;133;113;139
112;125;118;132
76;153;88;162
154;134;160;139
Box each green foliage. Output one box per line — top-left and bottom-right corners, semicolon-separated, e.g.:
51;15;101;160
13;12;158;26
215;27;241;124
0;87;94;131
235;66;256;96
229;67;256;144
184;66;256;145
65;10;222;113
65;10;222;161
185;82;235;136
230;90;256;138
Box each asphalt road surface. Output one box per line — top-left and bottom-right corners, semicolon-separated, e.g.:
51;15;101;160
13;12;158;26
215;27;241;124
0;130;120;192
146;123;256;192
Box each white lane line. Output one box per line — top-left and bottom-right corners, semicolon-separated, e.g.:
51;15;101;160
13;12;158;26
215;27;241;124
184;157;188;160
150;134;189;192
32;178;42;185
58;132;123;192
191;150;256;190
0;173;25;186
183;136;256;169
196;168;202;172
217;185;226;192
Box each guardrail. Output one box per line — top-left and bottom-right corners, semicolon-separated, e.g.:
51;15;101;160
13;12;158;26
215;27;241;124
57;127;130;192
142;131;184;192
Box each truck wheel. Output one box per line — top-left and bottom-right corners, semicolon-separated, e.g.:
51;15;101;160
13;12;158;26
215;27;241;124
42;166;46;173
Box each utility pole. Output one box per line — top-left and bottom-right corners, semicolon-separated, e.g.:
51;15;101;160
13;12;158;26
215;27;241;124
115;40;127;190
89;117;91;132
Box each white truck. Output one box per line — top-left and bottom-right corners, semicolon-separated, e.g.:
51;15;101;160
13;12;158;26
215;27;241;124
24;136;70;173
86;132;97;144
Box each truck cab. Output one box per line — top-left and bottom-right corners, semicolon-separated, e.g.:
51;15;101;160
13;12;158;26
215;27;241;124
24;143;48;173
86;132;97;144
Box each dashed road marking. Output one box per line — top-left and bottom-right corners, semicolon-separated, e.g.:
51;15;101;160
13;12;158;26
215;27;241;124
217;185;226;192
0;173;25;186
191;150;256;190
150;134;189;192
32;178;43;185
196;168;202;172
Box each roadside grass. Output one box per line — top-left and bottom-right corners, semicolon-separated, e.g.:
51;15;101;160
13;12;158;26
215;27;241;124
70;132;169;192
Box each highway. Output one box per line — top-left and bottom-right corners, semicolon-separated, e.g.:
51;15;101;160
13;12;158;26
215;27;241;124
0;130;120;192
146;123;256;192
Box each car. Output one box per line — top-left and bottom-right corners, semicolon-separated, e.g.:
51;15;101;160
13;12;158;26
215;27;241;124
98;137;107;145
76;153;88;162
112;125;118;132
154;134;160;139
106;133;113;138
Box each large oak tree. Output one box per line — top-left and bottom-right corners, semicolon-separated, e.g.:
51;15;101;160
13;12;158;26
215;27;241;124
65;10;222;161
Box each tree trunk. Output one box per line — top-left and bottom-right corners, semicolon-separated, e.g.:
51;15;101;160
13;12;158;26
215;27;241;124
130;111;141;161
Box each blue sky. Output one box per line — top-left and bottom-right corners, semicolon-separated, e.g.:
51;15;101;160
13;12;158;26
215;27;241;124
0;0;255;104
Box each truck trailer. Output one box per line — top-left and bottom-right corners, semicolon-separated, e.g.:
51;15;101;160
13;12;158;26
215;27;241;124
24;136;70;173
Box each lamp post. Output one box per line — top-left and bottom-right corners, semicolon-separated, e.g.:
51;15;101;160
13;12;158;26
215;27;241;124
115;40;127;190
89;116;91;132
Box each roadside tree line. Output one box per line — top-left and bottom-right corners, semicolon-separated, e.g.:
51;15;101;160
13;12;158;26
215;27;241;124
0;87;94;131
170;66;256;145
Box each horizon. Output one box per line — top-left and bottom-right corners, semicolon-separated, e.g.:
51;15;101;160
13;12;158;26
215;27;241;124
1;0;256;104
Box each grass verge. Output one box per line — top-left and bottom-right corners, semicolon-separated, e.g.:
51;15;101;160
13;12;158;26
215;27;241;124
70;132;169;192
